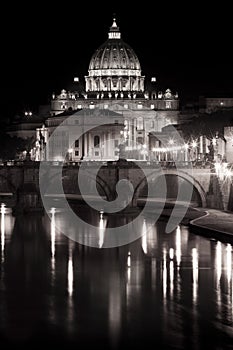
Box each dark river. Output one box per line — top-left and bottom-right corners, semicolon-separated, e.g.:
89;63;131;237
1;204;233;349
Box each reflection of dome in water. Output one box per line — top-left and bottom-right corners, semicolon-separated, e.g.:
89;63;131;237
85;18;145;92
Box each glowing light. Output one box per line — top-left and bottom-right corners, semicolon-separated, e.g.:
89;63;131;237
68;148;73;153
176;226;181;267
169;248;174;260
1;203;6;215
141;219;147;254
1;203;6;256
170;261;174;298
99;213;105;248
192;141;197;148
216;241;222;285
163;249;167;298
226;244;232;283
50;208;56;259
127;267;131;282
68;252;74;297
212;137;217;146
168;139;174;145
127;251;131;267
192;248;198;303
225;169;232;178
184;143;189;150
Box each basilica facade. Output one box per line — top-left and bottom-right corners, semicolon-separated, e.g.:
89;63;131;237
39;18;179;162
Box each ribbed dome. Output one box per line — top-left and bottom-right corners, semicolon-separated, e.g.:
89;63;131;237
89;40;141;71
85;19;144;93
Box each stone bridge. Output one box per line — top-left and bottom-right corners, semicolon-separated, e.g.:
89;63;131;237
0;160;232;212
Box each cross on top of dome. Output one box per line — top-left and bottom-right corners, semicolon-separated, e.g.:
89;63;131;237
112;18;117;28
108;17;121;39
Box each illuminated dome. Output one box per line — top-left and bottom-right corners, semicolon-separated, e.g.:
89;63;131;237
85;19;145;93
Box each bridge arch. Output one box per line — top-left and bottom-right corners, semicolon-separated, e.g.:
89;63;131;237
134;169;207;207
41;169;113;202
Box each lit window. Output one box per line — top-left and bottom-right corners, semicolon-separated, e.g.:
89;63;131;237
124;104;128;109
77;105;82;109
151;104;155;109
166;101;171;109
89;104;95;109
137;104;142;109
104;104;108;109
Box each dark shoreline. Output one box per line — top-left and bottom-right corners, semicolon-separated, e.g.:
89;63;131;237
153;206;233;244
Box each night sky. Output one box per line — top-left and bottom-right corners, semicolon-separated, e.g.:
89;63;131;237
2;3;233;120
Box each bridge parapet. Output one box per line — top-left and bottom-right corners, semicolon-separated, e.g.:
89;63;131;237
0;161;228;212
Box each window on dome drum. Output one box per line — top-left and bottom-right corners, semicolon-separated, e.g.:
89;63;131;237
75;139;79;148
75;151;79;156
166;101;172;109
94;135;100;147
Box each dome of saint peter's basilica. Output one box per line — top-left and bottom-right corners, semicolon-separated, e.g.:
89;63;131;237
85;18;145;92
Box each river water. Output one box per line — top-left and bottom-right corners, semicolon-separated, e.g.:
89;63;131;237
0;204;233;349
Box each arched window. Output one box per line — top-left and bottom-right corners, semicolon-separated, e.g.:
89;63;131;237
94;135;100;147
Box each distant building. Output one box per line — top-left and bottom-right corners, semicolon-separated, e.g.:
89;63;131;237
199;96;233;113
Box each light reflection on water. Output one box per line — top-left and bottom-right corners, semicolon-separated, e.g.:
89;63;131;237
0;205;233;348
